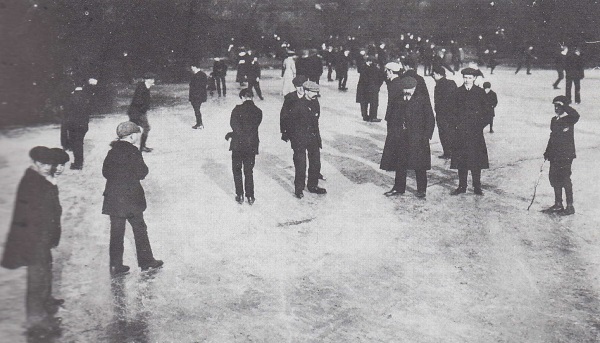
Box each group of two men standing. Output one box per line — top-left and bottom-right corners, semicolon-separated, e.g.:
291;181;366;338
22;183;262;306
380;62;490;197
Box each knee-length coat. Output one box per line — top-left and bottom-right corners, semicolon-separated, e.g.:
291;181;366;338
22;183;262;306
450;85;489;170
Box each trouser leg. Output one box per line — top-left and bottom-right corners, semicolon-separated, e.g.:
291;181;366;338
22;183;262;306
26;255;52;326
515;63;521;74
232;151;244;196
109;216;127;266
306;143;321;189
215;78;222;96
471;168;482;189
60;124;71;150
360;103;368;120
574;79;581;103
192;102;202;126
489;117;494;131
553;70;564;88
138;114;151;149
369;102;379;120
221;77;226;96
70;127;88;166
254;82;263;99
554;186;563;205
243;153;256;197
393;169;407;192
341;74;347;88
127;213;155;267
415;169;427;193
458;169;468;188
565;78;573;102
293;148;307;192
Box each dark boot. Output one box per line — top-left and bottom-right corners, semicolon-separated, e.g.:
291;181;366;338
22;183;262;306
541;203;564;214
560;205;575;216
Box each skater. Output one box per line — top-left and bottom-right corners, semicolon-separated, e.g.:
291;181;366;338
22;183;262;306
542;96;579;216
212;57;227;97
62;85;91;170
432;66;457;158
450;68;489;196
324;46;335;81
553;45;568;89
102;121;163;275
515;46;537;75
305;49;324;84
281;51;297;95
356;56;385;122
487;48;499;74
380;76;435;198
128;72;156;152
482;82;498;133
565;47;584;104
284;81;326;198
281;75;308;142
1;147;69;338
246;56;264;100
334;49;351;90
225;89;263;205
189;62;208;129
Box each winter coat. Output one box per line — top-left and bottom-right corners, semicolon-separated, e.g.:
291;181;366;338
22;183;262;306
229;100;263;154
246;60;261;81
63;88;91;129
212;60;228;77
189;70;208;104
102;140;149;217
380;92;435;171
450;85;489;170
384;76;403;122
304;55;323;81
356;62;384;104
555;52;567;71
128;82;150;121
1;168;61;269
484;90;498;120
565;53;584;80
286;97;322;150
434;77;457;126
544;106;579;161
334;53;350;77
280;91;303;134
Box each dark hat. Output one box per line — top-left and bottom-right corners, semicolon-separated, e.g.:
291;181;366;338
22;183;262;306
482;82;491;89
29;146;54;164
116;121;141;138
239;88;254;98
461;68;479;76
302;80;320;92
432;66;446;75
398;76;417;90
552;95;570;106
49;148;70;164
142;72;157;80
292;75;308;87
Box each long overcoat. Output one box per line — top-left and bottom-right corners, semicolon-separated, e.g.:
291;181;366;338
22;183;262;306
356;62;384;104
380;89;435;171
102;140;149;217
286;97;322;150
450;85;489;170
189;70;208;104
433;77;457;126
127;82;150;121
229;100;263;154
1;168;61;269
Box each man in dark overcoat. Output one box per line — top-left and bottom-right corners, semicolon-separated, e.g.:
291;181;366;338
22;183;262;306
226;89;263;205
280;75;308;142
1;147;67;337
450;68;489;195
356;56;385;122
432;66;457;158
515;46;537;75
380;76;435;198
542;96;579;216
246;56;264;100
62;85;91;169
553;46;568;90
305;49;324;84
189;63;208;129
483;82;498;133
102;121;163;275
334;49;351;90
128;72;156;152
565;47;584;104
285;81;326;198
212;57;227;97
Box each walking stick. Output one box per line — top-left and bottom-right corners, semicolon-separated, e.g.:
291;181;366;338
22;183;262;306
527;159;546;211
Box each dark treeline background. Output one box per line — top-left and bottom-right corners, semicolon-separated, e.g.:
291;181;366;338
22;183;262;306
1;0;599;126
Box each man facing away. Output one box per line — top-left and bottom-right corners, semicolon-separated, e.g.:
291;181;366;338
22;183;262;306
102;121;163;275
189;62;208;129
128;73;156;152
432;66;457;159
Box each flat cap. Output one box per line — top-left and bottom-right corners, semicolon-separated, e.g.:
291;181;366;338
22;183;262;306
292;75;308;87
49;148;70;164
116;121;141;138
552;95;570;106
29;146;54;164
399;76;417;89
302;80;320;92
385;62;402;72
461;68;480;76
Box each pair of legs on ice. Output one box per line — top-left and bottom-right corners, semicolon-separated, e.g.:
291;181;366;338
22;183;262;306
542;159;575;215
293;143;326;198
109;213;163;274
232;151;256;204
25;252;63;337
385;169;427;198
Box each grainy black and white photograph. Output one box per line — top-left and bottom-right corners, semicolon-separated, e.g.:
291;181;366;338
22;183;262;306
1;0;600;342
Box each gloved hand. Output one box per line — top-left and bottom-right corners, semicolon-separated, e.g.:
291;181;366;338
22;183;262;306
281;132;289;142
225;132;233;141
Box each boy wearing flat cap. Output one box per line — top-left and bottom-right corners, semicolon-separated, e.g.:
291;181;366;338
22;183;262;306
280;75;308;142
1;146;66;337
102;122;163;275
128;73;156;152
542;96;579;215
450;68;489;196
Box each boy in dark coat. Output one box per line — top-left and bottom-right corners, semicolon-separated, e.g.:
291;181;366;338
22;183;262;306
128;73;156;152
246;56;264;100
450;68;489;196
356;57;385;122
190;62;208;129
280;75;308;142
102;122;163;275
542;96;579;215
225;89;263;204
1;146;68;337
483;82;498;133
335;49;351;90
